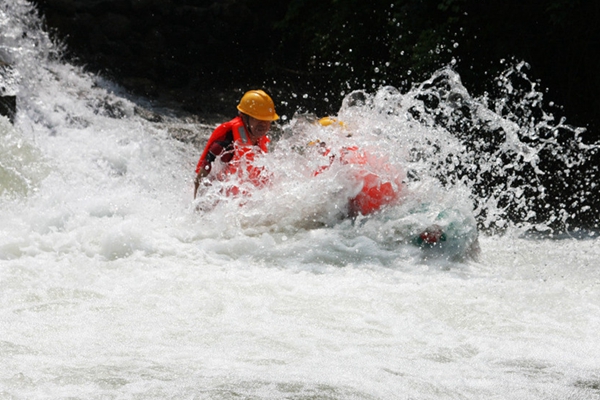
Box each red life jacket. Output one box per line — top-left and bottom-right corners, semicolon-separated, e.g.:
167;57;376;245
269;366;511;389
196;116;270;198
197;116;269;170
224;116;270;188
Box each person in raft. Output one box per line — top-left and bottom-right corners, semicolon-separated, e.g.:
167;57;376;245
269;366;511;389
314;117;445;245
193;89;279;198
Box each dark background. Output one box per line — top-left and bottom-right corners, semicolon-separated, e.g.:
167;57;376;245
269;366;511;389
31;0;598;139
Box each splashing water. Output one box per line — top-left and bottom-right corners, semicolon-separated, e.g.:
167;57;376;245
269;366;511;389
194;63;598;258
404;64;599;233
2;1;599;399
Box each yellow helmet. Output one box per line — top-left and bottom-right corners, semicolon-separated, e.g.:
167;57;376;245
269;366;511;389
237;90;279;121
318;116;346;127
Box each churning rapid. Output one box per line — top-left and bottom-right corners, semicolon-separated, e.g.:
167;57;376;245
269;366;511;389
1;1;599;399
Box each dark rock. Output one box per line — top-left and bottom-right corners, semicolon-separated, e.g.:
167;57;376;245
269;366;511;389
0;95;16;123
120;77;158;98
133;106;163;122
1;60;17;123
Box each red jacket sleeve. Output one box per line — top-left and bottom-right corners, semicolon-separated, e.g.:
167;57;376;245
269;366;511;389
195;121;234;174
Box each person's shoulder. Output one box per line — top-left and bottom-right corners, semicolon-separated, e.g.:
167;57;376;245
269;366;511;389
210;118;237;142
212;117;236;134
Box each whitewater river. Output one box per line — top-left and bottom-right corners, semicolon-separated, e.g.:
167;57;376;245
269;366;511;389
1;1;599;399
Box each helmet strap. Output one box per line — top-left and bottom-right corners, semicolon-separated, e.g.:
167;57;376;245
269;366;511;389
240;112;253;136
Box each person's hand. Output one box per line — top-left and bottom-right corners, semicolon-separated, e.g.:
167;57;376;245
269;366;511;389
193;170;210;198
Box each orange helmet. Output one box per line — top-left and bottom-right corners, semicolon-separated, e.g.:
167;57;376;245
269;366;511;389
237;90;279;121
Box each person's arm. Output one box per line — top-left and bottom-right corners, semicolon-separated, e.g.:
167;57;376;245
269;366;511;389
193;122;234;199
193;168;209;199
193;135;229;199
